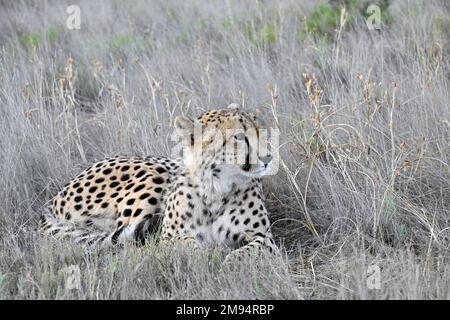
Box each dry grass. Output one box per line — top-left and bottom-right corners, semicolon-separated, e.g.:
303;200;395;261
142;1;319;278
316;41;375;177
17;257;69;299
0;0;449;299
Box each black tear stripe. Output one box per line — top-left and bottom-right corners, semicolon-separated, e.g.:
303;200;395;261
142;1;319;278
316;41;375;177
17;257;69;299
243;136;251;171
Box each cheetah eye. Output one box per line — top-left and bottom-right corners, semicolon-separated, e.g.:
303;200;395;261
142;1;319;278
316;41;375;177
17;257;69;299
234;132;245;141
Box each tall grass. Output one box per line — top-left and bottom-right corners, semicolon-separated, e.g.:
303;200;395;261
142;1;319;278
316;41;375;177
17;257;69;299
0;0;449;299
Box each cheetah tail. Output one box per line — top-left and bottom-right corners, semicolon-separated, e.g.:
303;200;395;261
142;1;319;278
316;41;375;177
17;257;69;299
38;210;110;246
38;209;63;236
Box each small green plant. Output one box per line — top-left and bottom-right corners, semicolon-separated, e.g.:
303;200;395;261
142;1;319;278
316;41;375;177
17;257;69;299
0;273;6;289
175;30;190;44
165;5;180;23
398;223;407;242
307;4;341;37
109;33;134;50
19;31;40;49
258;21;277;45
293;114;311;145
195;13;214;31
222;16;236;29
107;260;120;274
209;251;223;272
383;187;397;220
108;33;146;51
299;1;394;44
243;19;278;46
46;27;58;45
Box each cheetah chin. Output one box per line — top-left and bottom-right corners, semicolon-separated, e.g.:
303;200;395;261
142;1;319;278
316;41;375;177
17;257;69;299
242;161;272;178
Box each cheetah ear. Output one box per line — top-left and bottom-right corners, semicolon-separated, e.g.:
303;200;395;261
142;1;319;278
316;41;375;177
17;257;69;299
227;103;239;109
174;115;194;137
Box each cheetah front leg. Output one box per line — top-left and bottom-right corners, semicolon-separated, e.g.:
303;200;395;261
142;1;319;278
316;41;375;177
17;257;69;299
159;197;203;249
175;234;200;248
161;231;201;249
222;232;279;266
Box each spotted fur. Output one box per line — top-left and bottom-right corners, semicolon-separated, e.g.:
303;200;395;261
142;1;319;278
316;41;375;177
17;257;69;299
40;156;180;245
40;106;278;258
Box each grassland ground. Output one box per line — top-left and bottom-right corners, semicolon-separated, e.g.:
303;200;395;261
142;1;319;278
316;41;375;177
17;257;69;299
0;0;449;299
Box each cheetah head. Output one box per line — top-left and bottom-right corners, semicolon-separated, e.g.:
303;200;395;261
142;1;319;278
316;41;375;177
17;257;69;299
174;104;274;180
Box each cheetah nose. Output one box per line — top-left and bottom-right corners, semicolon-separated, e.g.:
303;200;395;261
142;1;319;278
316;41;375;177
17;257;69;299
259;154;273;166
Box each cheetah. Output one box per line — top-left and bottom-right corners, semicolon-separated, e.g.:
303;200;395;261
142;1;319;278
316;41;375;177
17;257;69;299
40;105;278;258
